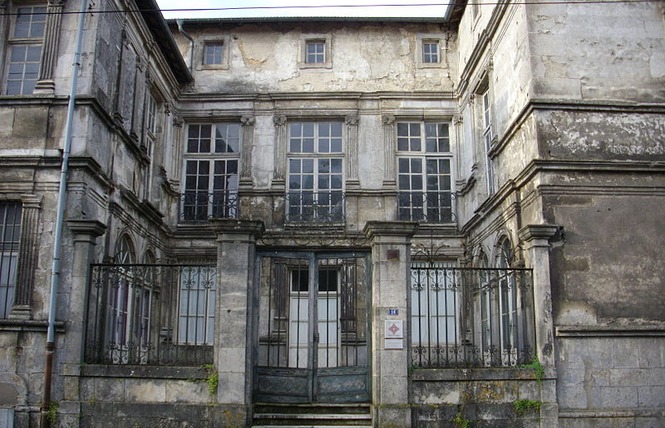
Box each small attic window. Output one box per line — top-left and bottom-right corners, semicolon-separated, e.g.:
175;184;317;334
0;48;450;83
299;34;332;70
198;38;229;70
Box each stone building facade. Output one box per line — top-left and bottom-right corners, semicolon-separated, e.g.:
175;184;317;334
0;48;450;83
0;0;663;427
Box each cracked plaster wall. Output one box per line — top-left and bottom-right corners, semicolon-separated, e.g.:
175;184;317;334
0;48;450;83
173;22;457;94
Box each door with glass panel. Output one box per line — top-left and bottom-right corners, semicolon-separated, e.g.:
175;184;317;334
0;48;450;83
255;252;370;403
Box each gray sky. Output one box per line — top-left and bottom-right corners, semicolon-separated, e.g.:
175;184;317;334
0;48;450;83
156;0;451;19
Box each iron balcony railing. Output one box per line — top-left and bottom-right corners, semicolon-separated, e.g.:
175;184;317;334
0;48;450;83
398;191;456;223
84;264;216;366
410;264;535;368
179;190;238;223
286;190;345;224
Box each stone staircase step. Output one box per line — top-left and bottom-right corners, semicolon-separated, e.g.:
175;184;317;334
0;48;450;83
253;403;372;427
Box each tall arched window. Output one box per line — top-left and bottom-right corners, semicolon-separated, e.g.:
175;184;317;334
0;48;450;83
496;237;517;364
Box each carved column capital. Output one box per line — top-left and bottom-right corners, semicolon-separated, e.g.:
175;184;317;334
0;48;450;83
241;115;255;126
273;115;287;127
345;115;359;126
382;114;395;126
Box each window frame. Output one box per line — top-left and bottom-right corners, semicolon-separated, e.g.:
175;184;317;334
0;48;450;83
181;123;241;222
416;34;444;69
0;201;21;319
286;121;345;223
396;120;454;223
4;5;47;95
299;35;332;69
198;37;230;70
480;87;496;195
177;265;217;346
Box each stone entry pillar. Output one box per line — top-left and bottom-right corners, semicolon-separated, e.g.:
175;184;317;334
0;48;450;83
211;220;264;409
518;224;560;428
364;221;418;427
60;220;106;424
518;224;558;366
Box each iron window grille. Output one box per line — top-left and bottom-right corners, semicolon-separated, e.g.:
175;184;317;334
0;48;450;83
410;262;535;368
0;202;21;319
85;263;216;366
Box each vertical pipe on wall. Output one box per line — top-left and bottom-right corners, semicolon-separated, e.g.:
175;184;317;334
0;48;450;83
41;0;90;426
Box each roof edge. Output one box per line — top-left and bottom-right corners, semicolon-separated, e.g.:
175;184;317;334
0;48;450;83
137;0;192;85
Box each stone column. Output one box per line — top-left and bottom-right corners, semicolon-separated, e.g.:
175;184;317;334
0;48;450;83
518;224;560;428
10;195;42;319
381;114;396;188
60;220;106;403
34;0;65;94
239;115;255;188
211;219;264;411
271;115;287;189
345;114;360;190
364;221;418;427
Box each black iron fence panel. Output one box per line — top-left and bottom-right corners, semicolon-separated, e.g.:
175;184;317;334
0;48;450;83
410;263;535;368
85;264;216;366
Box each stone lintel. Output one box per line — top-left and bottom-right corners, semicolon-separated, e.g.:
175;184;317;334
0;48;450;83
363;221;419;241
518;224;560;243
210;219;265;239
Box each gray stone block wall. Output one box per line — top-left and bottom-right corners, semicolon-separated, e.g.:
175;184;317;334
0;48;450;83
557;336;665;427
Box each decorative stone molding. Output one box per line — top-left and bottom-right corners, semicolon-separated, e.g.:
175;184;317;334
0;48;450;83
345;115;360;187
272;115;288;186
382;115;397;187
240;116;255;184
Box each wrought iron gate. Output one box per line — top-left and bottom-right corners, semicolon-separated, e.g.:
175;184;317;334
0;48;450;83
254;252;370;403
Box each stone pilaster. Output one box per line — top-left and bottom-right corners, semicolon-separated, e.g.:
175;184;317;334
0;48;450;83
9;195;42;319
345;114;360;189
211;219;264;406
271;115;287;189
364;221;418;427
34;0;66;94
240;115;255;188
381;114;396;188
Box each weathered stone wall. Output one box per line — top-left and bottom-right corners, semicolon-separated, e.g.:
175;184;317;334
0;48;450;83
72;366;247;427
527;2;665;103
411;368;555;428
556;336;665;427
173;21;457;94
